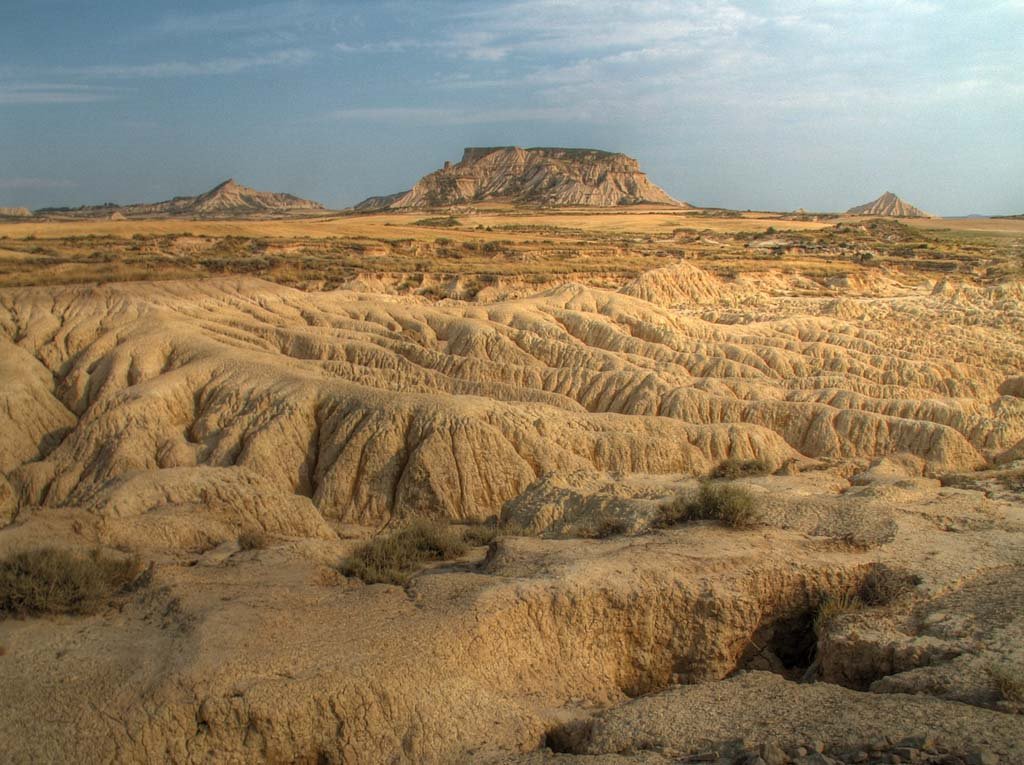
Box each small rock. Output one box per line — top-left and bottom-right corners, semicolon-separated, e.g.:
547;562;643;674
791;748;809;758
898;734;938;753
891;748;918;762
811;742;826;754
760;741;788;765
966;752;998;765
851;752;869;763
888;755;902;765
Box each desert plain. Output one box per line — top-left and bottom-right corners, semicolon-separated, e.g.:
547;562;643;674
1;204;1023;764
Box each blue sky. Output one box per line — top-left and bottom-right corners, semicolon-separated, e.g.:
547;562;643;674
2;1;1022;214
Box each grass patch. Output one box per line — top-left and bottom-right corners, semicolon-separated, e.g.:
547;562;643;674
709;458;771;479
338;519;468;585
413;216;461;228
654;483;759;529
0;547;144;617
462;521;499;547
237;529;268;551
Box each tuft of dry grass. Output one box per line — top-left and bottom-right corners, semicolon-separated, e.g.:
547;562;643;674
987;663;1024;703
338;519;468;585
578;509;631;539
859;564;920;606
709;458;771;480
813;591;864;636
654;483;759;529
237;529;269;551
0;547;145;617
461;521;500;547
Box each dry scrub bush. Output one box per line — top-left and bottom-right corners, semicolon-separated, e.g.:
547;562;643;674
0;547;144;617
578;509;631;539
461;522;499;547
987;663;1024;703
655;483;759;529
813;565;919;636
813;591;864;636
859;564;919;606
339;519;468;585
709;458;771;480
237;529;269;551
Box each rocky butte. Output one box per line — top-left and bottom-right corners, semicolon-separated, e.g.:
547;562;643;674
847;191;934;218
34;178;324;219
356;146;685;209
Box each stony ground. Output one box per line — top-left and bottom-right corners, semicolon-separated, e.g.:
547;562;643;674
0;216;1021;763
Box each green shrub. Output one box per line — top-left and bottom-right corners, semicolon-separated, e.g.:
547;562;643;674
709;458;771;480
655;483;758;529
339;519;468;585
0;547;144;617
237;529;268;551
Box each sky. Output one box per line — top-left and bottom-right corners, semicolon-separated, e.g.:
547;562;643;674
1;1;1022;215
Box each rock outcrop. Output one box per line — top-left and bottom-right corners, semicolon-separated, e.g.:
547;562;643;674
357;146;685;209
847;192;934;218
34;179;324;219
0;207;31;217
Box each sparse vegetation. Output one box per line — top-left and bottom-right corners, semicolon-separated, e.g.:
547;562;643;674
461;521;499;547
987;662;1024;703
578;509;631;539
237;529;269;551
813;591;864;636
813;566;920;636
709;458;771;480
413;216;461;228
858;564;919;606
0;547;145;617
654;483;759;529
339;519;468;585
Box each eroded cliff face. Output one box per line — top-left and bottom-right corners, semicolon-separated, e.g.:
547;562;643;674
358;146;684;209
1;264;1023;548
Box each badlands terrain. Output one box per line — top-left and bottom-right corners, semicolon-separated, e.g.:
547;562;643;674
0;198;1023;764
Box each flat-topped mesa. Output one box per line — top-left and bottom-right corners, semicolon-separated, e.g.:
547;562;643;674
357;146;686;210
847;191;935;218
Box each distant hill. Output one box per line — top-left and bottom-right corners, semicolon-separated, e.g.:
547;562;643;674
0;207;31;218
993;213;1024;220
35;179;324;219
356;146;686;210
847;192;934;218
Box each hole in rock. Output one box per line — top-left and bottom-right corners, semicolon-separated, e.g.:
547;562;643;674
738;609;818;680
543;718;592;755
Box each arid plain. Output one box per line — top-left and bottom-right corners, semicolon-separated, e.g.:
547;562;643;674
1;199;1023;764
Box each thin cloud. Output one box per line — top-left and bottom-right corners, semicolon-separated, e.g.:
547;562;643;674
66;49;314;79
328;105;587;125
0;83;122;105
154;2;328;35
